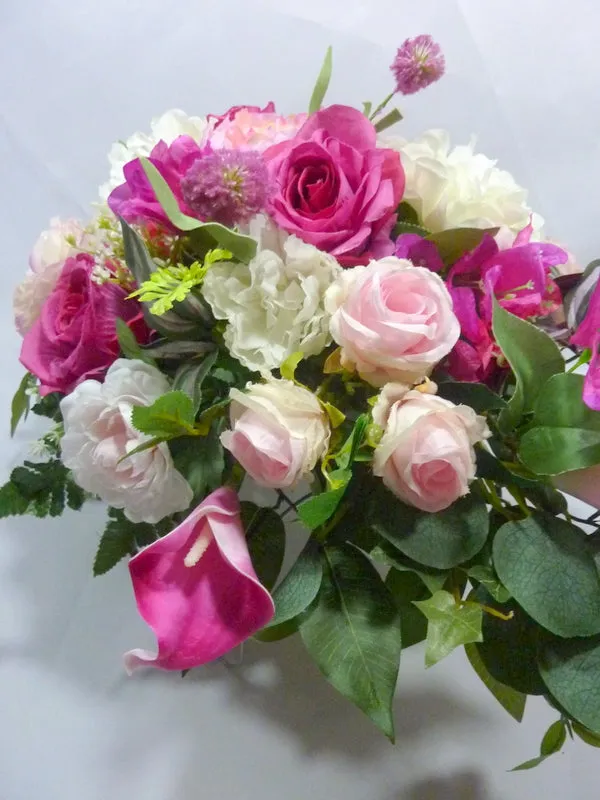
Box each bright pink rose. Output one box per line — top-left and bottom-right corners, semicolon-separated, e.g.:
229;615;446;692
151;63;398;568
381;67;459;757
325;257;460;387
264;105;405;266
221;379;330;489
373;388;490;513
20;254;150;396
124;487;275;672
108;136;208;230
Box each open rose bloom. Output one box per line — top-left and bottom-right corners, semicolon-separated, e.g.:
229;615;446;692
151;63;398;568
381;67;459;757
9;42;600;757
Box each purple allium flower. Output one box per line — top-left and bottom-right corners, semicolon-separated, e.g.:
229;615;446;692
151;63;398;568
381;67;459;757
181;149;271;227
391;35;445;95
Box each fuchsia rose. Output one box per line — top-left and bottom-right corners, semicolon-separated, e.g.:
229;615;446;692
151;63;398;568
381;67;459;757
264;105;405;266
20;254;150;396
108;136;209;230
325;257;460;387
124;487;275;672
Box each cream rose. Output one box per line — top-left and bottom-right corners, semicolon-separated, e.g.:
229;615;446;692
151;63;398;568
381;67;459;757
60;359;193;524
373;387;490;513
221;379;330;489
325;257;460;387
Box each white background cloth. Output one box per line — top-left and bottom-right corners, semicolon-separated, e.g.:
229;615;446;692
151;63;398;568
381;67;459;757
1;0;599;797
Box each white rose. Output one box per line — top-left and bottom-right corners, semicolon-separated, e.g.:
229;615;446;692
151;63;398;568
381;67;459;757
60;359;193;524
13;218;84;335
98;109;208;202
381;129;542;235
373;389;490;513
201;219;341;372
221;379;330;489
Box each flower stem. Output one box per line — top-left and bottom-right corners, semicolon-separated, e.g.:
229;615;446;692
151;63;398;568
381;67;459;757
369;91;395;121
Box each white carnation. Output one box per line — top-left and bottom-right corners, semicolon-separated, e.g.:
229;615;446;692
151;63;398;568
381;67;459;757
98;109;208;202
60;359;193;524
382;129;542;235
201;221;342;373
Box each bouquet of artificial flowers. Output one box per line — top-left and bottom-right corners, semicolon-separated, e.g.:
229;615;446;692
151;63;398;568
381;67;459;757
7;37;600;767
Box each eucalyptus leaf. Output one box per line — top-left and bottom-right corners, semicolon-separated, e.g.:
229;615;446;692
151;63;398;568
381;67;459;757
300;544;402;741
143;340;215;359
308;46;333;114
241;502;285;591
493;512;600;638
370;490;489;570
264;542;323;629
464;643;526;722
385;569;428;648
492;301;564;431
371;542;449;595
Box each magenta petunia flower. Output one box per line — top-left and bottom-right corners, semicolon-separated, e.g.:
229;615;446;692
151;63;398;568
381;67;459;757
124;487;274;673
391;35;445;96
571;279;600;410
181;149;271;227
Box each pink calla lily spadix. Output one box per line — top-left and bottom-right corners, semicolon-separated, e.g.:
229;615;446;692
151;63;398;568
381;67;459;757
124;487;275;673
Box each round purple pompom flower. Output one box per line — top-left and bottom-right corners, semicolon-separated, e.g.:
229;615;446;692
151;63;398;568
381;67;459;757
391;35;445;95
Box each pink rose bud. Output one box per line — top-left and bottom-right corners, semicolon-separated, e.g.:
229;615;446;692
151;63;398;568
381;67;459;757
221;379;330;489
373;387;490;513
325;257;460;387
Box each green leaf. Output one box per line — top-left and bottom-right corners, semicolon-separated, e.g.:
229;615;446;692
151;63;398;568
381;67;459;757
370;490;489;570
254;618;301;643
538;634;600;733
467;565;511;603
138;160;257;263
142;339;215;360
493;512;600;637
370;543;448;595
414;590;483;668
300;544;402;740
297;486;346;531
426;228;498;266
362;101;372;117
308;45;333;114
510;755;552;772
436;381;506;413
279;350;303;382
573;722;600;748
475;594;546;695
169;422;225;500
464;643;526;722
93;508;160;576
11;372;33;436
0;480;29;517
519;373;600;474
392;220;430;238
385;569;429;648
492;301;564;431
172;350;218;412
264;542;323;629
241;502;285;591
115;318;155;365
335;413;370;470
1;459;87;519
541;719;567;756
31;392;62;421
374;107;402;133
131;391;196;438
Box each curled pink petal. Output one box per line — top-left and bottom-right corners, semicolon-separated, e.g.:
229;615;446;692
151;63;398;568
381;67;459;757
124;487;274;672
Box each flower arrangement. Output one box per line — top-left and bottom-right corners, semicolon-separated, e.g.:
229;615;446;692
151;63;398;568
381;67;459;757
7;38;600;768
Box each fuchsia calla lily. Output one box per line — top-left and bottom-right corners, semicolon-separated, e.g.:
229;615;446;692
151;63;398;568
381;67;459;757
124;487;275;673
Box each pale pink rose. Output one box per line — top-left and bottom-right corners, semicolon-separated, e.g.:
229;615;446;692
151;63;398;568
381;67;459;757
221;379;330;489
14;217;84;335
208;107;307;152
325;257;460;387
373;389;490;512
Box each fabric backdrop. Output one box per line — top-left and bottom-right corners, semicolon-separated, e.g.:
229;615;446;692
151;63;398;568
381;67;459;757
1;0;599;797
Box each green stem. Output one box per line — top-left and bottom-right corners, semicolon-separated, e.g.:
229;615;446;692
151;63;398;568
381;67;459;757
369;91;395;121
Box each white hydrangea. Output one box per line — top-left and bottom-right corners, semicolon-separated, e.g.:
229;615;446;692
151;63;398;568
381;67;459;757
60;360;193;524
382;129;543;235
201;219;341;373
98;109;208;202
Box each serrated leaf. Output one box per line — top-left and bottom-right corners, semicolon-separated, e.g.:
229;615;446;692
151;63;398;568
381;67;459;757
492;300;564;431
138;161;257;263
11;372;33;436
308;46;333;114
131;391;196;438
93;508;159;576
464;643;526;722
0;481;30;517
493;512;600;638
31;392;62;421
263;542;323;629
172;349;218;411
370;490;489;569
300;545;401;740
241;502;285;591
414;590;483;668
538;633;600;733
